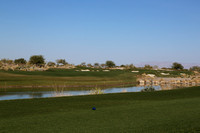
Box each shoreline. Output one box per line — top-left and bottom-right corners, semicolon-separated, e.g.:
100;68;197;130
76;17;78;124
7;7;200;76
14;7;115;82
0;82;137;89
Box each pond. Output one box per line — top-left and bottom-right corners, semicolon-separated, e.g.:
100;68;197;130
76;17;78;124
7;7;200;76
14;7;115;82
0;84;196;101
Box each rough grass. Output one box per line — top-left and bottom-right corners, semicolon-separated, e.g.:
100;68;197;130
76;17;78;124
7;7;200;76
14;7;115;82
0;86;200;132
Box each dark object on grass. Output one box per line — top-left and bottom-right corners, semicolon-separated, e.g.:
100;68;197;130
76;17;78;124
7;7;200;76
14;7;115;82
141;86;155;92
92;107;96;110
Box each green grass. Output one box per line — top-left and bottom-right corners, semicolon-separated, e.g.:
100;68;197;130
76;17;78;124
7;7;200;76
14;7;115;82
0;68;194;91
0;86;200;132
0;69;137;89
0;68;195;92
1;68;129;77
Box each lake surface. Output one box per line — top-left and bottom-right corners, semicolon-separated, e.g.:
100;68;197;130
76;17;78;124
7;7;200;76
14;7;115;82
0;86;162;101
0;84;196;101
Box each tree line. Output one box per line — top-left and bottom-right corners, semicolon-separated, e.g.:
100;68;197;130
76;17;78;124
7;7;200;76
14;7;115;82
0;55;116;68
0;55;199;71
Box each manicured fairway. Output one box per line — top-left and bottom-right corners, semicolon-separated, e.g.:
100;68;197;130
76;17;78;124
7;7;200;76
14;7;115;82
0;69;137;89
0;68;192;90
0;86;200;132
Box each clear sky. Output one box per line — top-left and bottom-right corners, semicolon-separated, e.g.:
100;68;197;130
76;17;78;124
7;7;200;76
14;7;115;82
0;0;200;66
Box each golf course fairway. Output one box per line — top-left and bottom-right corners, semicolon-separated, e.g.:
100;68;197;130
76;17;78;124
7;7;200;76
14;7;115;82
0;86;200;133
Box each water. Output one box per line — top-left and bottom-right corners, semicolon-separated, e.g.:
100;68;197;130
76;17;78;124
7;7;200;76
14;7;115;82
0;86;161;101
0;84;197;101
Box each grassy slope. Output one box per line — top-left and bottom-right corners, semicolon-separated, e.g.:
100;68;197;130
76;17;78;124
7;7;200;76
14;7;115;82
0;68;192;88
0;86;200;132
0;69;137;88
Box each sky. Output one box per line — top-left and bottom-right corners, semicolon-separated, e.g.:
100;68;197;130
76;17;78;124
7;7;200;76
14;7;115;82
0;0;200;67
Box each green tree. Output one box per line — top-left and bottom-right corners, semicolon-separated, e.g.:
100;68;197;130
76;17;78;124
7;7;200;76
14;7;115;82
190;66;200;71
129;64;135;69
80;62;86;67
14;58;27;65
105;61;115;68
47;62;56;67
94;63;99;68
56;59;67;66
120;64;125;67
1;59;13;64
125;64;135;70
144;64;153;69
100;63;106;68
172;62;184;70
29;55;45;66
87;63;93;68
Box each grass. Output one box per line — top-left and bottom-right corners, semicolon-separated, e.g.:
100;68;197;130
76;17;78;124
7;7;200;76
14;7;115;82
0;86;200;132
0;69;137;90
0;68;193;90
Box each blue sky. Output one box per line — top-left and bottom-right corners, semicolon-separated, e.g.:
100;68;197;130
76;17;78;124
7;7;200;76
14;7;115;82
0;0;200;66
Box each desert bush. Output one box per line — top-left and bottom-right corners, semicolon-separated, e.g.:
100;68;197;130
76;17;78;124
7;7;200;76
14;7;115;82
14;58;27;65
90;87;104;95
47;62;56;67
141;86;155;92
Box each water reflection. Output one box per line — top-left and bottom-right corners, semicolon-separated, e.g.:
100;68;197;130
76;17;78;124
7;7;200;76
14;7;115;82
29;92;43;98
0;84;197;101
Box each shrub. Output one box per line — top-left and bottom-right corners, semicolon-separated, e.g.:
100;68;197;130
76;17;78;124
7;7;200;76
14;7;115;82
141;86;155;92
90;87;104;95
56;59;67;66
94;63;100;68
190;66;200;71
144;64;153;69
47;62;56;67
14;58;27;65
